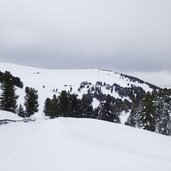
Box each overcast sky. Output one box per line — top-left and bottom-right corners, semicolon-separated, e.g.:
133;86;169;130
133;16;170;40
0;0;171;86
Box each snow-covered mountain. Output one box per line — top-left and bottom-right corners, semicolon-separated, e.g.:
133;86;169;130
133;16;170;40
0;114;171;171
0;63;171;170
0;62;159;116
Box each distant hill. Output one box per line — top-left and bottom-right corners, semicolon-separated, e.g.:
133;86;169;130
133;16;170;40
0;62;160;121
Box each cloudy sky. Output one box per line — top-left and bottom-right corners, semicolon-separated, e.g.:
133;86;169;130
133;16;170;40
0;0;171;87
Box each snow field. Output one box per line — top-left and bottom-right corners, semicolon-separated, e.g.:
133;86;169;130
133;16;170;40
0;62;152;114
0;117;171;171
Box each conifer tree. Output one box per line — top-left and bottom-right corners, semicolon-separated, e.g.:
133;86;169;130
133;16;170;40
59;91;71;117
155;89;171;135
80;94;93;118
69;94;80;118
24;87;39;117
18;104;25;118
44;98;52;117
98;95;120;123
138;92;156;132
125;103;140;127
0;71;18;113
50;95;60;118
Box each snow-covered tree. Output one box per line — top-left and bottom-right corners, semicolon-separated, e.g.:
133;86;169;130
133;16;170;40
137;92;156;132
155;89;171;135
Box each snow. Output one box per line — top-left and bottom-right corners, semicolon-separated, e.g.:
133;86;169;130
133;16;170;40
92;98;100;109
0;110;22;120
0;63;141;88
2;62;169;171
120;111;130;124
0;117;171;171
0;62;153;115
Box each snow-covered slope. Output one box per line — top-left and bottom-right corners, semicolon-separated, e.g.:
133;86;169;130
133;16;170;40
0;62;157;115
0;117;171;171
0;62;153;90
0;110;22;120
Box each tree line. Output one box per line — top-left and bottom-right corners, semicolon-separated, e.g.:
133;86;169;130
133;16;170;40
126;89;171;135
0;70;171;136
43;89;171;136
44;91;121;123
0;71;39;117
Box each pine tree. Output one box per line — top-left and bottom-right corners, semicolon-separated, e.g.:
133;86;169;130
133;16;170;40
18;104;25;118
80;94;93;118
44;98;52;117
69;94;80;118
0;71;18;113
126;89;171;135
98;95;120;123
59;91;71;117
125;103;140;127
24;87;39;117
138;92;156;132
155;89;171;135
0;71;23;88
50;95;60;118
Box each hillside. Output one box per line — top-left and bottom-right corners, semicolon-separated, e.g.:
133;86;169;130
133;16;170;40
0;110;22;120
0;62;158;117
0;115;171;171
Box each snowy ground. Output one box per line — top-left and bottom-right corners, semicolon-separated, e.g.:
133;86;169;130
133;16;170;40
1;62;170;171
0;116;171;171
0;62;152;115
0;110;22;120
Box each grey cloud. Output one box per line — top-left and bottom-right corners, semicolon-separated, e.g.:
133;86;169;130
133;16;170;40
0;50;170;72
0;0;171;72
